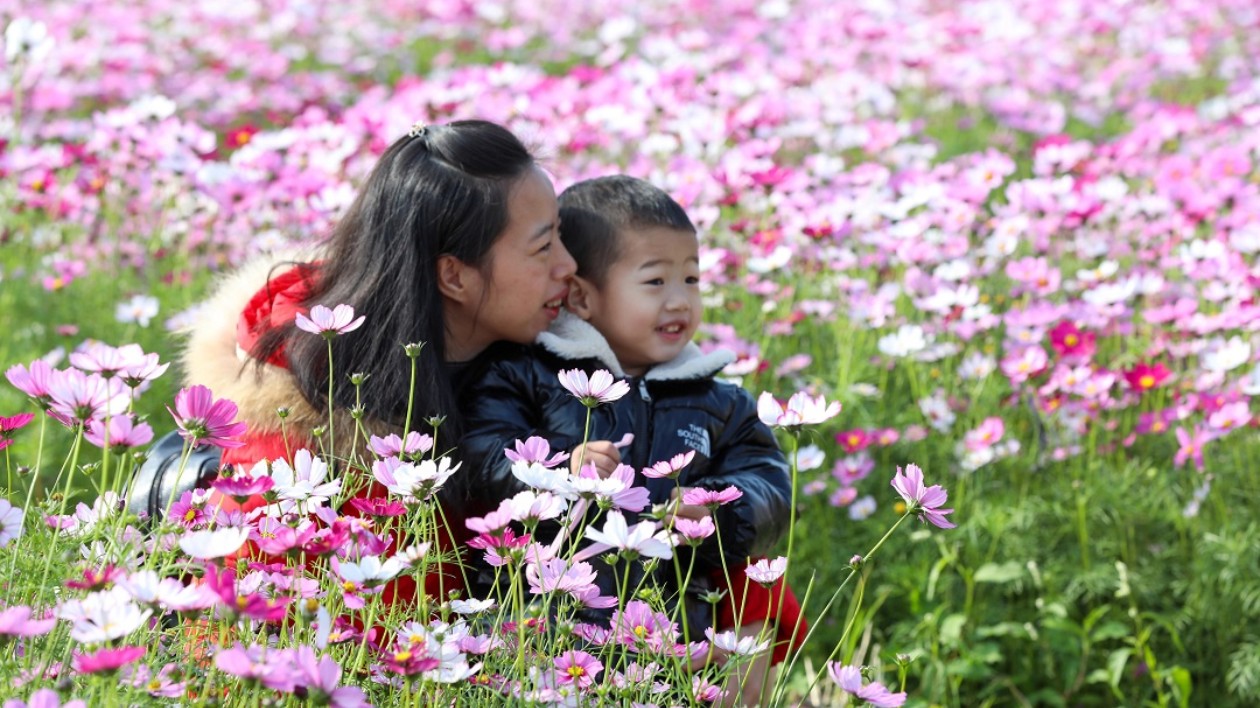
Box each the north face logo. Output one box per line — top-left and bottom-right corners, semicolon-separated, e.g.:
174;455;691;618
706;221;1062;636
676;424;710;457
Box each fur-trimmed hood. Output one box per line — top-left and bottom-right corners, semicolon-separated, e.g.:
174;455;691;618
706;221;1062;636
536;310;735;381
177;251;401;453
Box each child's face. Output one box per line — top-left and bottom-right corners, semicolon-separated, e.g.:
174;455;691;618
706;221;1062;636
573;226;702;376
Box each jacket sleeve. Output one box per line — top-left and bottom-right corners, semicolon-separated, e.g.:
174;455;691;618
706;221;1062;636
447;352;582;517
690;385;792;570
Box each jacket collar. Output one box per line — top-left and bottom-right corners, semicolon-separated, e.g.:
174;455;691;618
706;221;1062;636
536;311;735;381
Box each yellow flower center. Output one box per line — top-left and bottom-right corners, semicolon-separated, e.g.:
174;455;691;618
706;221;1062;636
567;665;586;678
1139;374;1155;389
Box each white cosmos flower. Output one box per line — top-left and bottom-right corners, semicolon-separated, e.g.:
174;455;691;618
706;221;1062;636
877;324;930;358
271;449;341;511
0;499;23;548
511;460;576;499
4;17;54;64
57;587;152;644
450;598;496;615
1201;336;1251;373
705;627;770;657
584;512;673;560
178;526;249;559
337;555;404;587
116;569;216;611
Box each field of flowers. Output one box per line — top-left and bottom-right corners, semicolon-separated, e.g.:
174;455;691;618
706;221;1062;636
3;0;1260;705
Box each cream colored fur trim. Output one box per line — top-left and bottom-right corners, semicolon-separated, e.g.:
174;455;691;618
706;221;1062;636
178;252;403;457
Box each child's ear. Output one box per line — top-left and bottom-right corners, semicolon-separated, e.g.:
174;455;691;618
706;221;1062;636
436;254;475;303
566;276;596;320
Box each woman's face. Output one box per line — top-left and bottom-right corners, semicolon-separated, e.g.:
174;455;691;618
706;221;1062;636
449;166;576;359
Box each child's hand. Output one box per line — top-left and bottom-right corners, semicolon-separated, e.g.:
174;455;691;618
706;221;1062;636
663;486;712;524
570;440;621;479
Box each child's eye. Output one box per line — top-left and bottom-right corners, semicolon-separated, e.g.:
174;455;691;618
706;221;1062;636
644;278;664;286
686;276;700;285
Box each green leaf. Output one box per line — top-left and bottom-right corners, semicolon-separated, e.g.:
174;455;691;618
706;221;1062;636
1090;620;1131;643
1107;648;1133;689
973;561;1026;583
940;613;967;646
1167;666;1192;708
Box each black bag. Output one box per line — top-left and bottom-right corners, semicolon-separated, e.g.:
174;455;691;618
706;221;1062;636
126;430;222;522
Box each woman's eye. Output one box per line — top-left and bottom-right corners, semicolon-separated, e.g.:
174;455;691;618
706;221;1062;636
644;278;664;286
686;276;700;284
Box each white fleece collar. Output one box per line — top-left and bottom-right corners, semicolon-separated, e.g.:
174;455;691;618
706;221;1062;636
536;311;735;381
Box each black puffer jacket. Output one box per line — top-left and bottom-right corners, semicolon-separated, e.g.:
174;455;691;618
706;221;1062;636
455;313;792;629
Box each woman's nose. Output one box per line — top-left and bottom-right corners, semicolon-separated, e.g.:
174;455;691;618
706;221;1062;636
552;240;577;279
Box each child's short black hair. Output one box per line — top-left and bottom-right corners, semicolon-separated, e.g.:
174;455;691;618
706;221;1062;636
558;175;695;286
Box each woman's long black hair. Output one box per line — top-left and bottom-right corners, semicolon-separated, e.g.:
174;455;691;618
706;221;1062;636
251;120;536;440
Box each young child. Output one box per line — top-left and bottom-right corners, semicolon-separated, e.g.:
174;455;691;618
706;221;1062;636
458;176;803;698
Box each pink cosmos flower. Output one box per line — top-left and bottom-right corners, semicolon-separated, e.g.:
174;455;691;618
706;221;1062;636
891;464;956;529
69;342;145;378
84;415;153;452
0;606;56;638
6;359;56;407
745;556;788;587
757;391;842;426
4;689;87;708
642;450;696;479
963;417;1005;451
46;368;129;427
672;516;716;545
295;304;366;337
214;643;298;691
1173;426;1210;471
504;436;570;468
827;663;906;707
554;650;602;689
72;646;145;675
119;353;170;390
682;485;744;510
211;465;275;502
168;385;247;449
999;346;1048;385
558;369;631;407
292;646;370;707
368;431;433;458
526;558;599;596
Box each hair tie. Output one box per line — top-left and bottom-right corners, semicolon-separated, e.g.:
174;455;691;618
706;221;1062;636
408;121;428;139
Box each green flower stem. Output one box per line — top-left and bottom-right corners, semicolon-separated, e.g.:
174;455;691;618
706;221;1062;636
325;336;336;468
402;352;418;442
773;510;912;705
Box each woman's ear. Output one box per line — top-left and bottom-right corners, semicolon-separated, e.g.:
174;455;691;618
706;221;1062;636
566;276;597;320
436;254;476;303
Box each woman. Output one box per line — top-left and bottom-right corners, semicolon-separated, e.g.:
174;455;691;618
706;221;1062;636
180;120;576;604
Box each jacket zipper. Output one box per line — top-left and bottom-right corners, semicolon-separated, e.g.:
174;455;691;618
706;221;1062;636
636;377;654;472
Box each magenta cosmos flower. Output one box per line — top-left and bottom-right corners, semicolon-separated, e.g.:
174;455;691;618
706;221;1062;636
295;304;366;338
167;385;247;449
72;646;145;675
0;413;35;452
891;463;956;529
557;369;631;407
